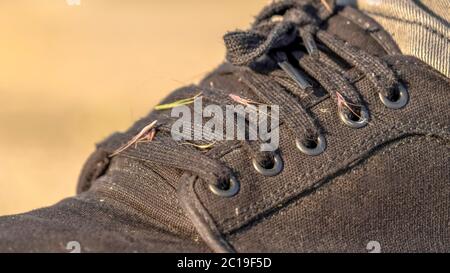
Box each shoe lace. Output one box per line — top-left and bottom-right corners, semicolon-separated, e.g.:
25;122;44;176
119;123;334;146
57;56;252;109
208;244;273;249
91;0;402;203
220;0;402;165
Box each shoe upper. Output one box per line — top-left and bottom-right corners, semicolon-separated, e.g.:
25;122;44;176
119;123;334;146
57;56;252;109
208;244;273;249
0;0;449;253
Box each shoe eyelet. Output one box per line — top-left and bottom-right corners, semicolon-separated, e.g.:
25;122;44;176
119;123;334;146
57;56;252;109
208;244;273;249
379;83;409;109
252;153;283;176
208;175;240;198
296;135;326;156
339;105;369;128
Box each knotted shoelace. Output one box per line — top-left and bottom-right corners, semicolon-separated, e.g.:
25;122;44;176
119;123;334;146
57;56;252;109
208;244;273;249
107;0;403;194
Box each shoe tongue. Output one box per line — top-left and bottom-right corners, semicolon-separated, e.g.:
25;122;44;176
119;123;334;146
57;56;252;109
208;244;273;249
321;6;400;57
199;6;400;109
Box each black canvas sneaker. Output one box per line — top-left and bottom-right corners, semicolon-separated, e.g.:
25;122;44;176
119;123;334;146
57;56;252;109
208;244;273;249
0;0;449;253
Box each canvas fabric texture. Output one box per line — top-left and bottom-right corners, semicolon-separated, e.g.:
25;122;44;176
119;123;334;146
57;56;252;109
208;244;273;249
0;1;449;253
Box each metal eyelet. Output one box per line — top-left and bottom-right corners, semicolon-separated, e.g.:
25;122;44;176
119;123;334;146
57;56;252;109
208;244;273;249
252;153;283;176
339;106;369;128
208;175;240;198
379;83;409;109
296;135;326;156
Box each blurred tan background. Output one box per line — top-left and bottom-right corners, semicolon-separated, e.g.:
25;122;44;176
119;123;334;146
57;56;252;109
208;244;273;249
0;0;267;216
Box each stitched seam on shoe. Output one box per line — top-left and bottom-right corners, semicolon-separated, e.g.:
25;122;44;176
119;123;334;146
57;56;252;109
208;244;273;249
390;56;450;81
226;135;442;238
339;8;400;55
217;120;449;229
